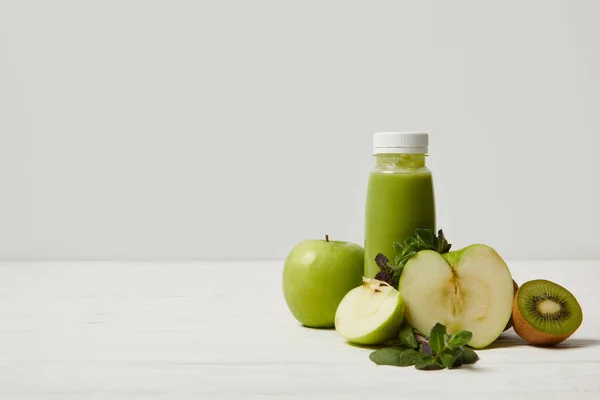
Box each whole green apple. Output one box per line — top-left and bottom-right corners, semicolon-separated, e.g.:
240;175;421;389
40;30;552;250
282;236;364;328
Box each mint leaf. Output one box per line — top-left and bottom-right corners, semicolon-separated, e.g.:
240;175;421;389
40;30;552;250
451;355;463;369
416;227;435;247
369;348;422;367
421;341;432;355
437;229;452;253
374;253;391;272
459;348;479;365
404;236;418;249
448;330;473;349
392;269;402;288
398;324;418;349
440;348;462;369
429;323;447;355
414;355;444;371
374;271;393;285
370;323;480;371
414;332;432;354
414;227;441;252
398;349;422;366
369;347;404;366
393;242;403;255
399;246;412;259
431;232;439;250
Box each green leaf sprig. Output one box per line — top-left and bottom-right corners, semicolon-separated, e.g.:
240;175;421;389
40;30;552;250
374;228;452;287
369;323;479;370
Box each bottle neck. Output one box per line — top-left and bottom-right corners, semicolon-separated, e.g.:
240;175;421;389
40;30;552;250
374;153;427;169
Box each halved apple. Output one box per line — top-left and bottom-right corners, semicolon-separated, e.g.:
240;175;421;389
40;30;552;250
398;245;514;348
334;278;405;345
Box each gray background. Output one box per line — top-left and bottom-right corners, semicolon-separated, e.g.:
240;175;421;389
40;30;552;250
1;0;598;261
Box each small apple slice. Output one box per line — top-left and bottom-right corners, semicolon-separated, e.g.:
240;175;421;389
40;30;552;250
334;278;405;345
398;246;514;348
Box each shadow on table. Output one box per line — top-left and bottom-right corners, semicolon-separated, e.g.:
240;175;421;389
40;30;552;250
542;338;600;349
345;341;385;350
481;332;527;350
483;332;600;350
343;330;600;351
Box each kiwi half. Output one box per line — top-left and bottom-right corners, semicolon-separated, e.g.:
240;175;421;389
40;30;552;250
512;279;583;346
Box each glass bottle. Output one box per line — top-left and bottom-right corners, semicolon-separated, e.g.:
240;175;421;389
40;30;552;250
364;132;436;278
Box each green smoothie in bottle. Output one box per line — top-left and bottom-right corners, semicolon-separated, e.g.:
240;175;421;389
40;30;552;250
364;132;435;278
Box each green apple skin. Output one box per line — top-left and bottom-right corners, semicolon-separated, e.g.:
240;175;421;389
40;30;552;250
335;279;405;345
282;239;364;328
347;298;404;345
441;245;473;267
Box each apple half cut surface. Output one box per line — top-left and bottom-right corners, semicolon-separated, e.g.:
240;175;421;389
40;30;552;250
334;278;405;345
398;245;514;348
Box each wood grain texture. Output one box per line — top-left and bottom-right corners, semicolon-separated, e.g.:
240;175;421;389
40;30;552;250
0;261;598;399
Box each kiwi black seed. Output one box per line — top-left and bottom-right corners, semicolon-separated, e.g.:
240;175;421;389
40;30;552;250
512;279;583;346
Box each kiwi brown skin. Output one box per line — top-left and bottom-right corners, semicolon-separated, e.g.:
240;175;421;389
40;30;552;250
502;279;519;332
512;287;574;346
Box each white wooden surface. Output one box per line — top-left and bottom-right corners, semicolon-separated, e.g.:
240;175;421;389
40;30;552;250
0;261;598;399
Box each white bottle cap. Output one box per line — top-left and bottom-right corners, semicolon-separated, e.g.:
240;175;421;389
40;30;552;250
373;132;429;154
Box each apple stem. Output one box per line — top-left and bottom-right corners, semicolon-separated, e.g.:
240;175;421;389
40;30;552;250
325;234;329;242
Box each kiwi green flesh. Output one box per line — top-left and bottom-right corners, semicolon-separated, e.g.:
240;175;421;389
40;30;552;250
517;279;583;335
